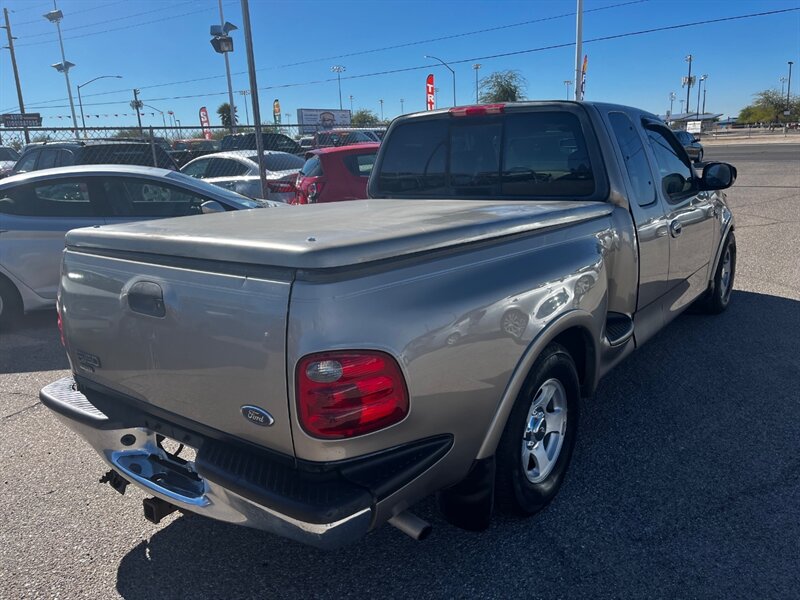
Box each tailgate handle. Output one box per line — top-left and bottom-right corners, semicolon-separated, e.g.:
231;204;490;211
128;281;166;318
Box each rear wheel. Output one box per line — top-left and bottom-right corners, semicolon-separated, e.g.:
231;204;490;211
0;277;23;329
495;343;580;515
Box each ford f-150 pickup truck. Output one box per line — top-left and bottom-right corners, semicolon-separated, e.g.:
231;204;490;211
41;102;737;549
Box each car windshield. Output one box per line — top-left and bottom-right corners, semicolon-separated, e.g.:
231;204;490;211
374;111;596;199
0;148;20;161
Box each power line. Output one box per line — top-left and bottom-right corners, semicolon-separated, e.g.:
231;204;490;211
8;6;800;114
9;0;644;107
15;2;236;47
18;1;194;39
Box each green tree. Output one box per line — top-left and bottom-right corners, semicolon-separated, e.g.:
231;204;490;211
479;70;527;103
351;109;379;126
737;89;800;124
217;102;236;128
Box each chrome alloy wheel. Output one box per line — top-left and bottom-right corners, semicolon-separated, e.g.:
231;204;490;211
720;246;733;302
521;378;568;484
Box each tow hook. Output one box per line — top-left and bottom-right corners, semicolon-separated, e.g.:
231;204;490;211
142;497;178;524
388;511;432;541
99;469;129;495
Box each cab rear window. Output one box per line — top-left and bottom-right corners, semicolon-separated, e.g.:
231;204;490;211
374;111;597;199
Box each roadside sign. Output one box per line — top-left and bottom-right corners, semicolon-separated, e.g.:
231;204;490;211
1;113;42;127
686;121;702;133
784;110;791;116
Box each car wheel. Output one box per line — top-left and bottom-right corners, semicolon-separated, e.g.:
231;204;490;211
501;308;529;339
0;277;23;329
698;231;736;314
495;343;579;516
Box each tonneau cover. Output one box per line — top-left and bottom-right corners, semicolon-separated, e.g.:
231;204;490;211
66;199;613;269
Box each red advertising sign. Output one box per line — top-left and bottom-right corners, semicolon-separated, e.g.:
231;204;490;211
426;74;435;111
199;106;212;140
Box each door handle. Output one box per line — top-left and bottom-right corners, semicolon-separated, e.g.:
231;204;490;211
670;220;683;237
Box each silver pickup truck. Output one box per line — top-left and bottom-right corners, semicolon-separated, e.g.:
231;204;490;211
41;102;737;549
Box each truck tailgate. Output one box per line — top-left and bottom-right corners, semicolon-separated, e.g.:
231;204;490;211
59;248;295;456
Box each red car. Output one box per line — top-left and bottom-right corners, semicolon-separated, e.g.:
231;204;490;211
291;143;379;205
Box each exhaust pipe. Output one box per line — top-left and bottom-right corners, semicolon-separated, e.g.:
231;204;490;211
388;511;432;541
142;497;178;524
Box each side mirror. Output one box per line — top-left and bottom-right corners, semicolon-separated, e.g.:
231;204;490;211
200;200;225;214
701;162;737;191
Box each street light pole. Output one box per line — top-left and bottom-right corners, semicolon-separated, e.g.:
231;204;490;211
379;99;384;121
400;98;405;114
144;104;167;129
213;0;237;133
564;80;573;100
473;63;482;103
349;95;354;112
238;90;250;125
697;74;707;118
669;91;676;118
780;77;788;98
77;75;122;134
787;61;794;109
425;55;456;106
331;65;345;110
45;6;79;138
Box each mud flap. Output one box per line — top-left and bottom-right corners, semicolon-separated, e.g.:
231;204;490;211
436;456;495;531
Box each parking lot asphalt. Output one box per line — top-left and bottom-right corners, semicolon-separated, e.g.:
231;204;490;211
1;143;798;599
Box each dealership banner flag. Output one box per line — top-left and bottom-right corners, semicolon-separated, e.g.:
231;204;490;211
273;99;281;124
199;106;212;140
426;74;435;111
580;55;588;100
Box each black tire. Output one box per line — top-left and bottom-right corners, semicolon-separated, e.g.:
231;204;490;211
698;231;736;314
495;343;580;516
0;276;23;329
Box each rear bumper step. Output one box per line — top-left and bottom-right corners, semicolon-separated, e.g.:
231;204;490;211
40;377;450;549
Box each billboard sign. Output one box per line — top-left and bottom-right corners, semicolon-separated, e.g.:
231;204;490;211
686;121;702;133
1;113;42;127
426;74;435;111
296;108;351;134
199;106;212;140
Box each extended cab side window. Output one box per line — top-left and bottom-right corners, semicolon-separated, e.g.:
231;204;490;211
608;112;655;206
644;125;696;201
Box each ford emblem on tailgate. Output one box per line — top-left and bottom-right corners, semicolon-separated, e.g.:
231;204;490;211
241;405;274;427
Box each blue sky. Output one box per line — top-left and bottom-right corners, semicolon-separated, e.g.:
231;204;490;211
1;0;798;130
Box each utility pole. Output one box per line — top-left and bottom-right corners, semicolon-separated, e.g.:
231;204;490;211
702;87;707;115
787;61;794;109
473;63;481;103
2;8;29;143
349;94;354;112
400;98;405;114
238;90;250;125
379;99;384;121
241;0;268;200
684;54;693;114
564;80;573;100
131;89;143;133
574;0;583;100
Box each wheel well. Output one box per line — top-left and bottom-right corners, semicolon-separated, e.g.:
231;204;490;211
551;327;596;398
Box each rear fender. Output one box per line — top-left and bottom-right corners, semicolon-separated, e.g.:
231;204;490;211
475;309;602;459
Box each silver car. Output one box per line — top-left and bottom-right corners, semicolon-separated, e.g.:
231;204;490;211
0;164;274;326
180;150;305;202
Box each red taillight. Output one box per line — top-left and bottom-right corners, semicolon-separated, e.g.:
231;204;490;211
267;180;295;193
449;103;505;117
296;351;409;439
